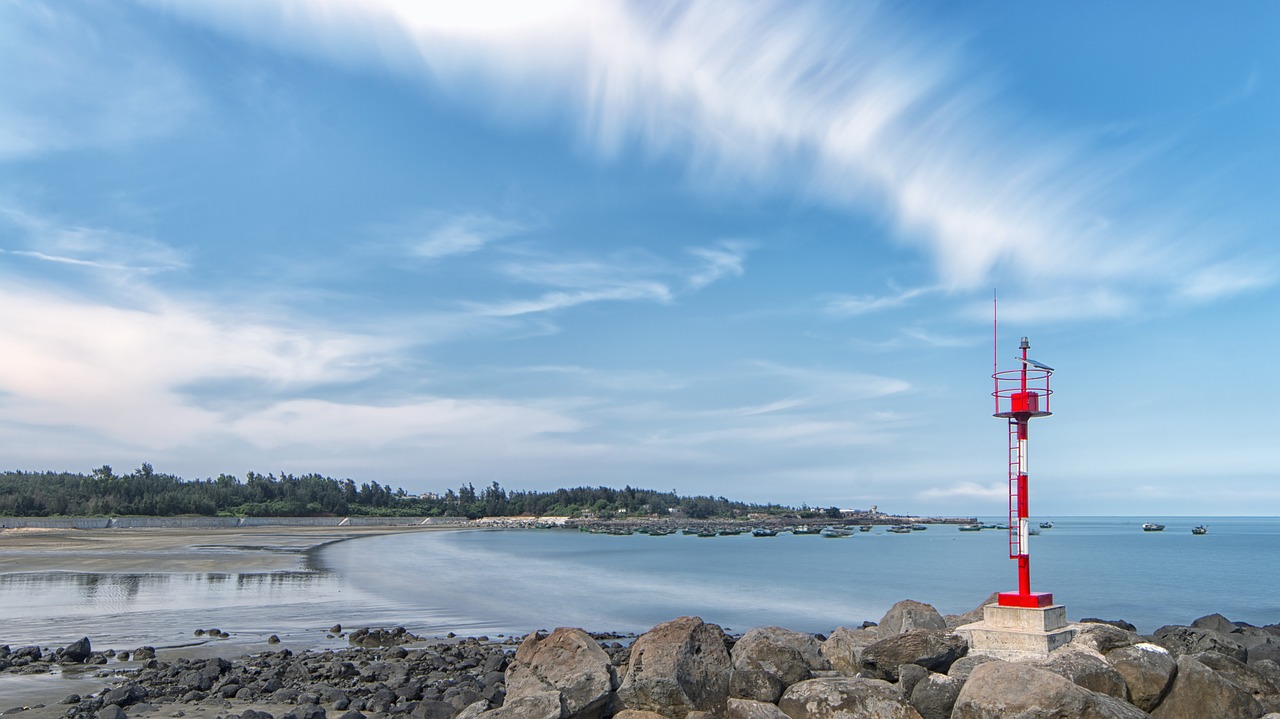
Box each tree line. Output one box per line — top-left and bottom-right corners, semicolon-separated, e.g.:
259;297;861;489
0;465;824;519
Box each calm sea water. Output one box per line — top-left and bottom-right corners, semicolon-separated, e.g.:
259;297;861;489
2;517;1277;654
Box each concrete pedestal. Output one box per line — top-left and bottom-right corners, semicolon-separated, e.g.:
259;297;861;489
956;603;1076;659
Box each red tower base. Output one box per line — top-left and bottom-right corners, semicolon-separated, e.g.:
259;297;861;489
998;591;1054;608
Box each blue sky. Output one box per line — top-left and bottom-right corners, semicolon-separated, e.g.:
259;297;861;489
2;1;1277;516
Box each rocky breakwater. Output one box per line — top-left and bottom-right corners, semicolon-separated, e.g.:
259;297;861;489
8;601;1280;719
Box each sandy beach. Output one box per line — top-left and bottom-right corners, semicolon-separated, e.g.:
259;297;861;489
0;524;452;574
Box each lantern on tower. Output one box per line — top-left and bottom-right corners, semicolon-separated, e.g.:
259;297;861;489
992;333;1055;608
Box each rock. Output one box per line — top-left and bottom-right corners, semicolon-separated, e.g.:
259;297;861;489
877;601;946;639
1153;625;1248;662
897;664;929;696
63;637;93;663
616;616;731;719
730;626;829;703
726;698;791;719
955;661;1148;719
612;711;668;719
1192;613;1239;635
102;684;147;708
1033;647;1128;699
1081;618;1139;633
337;712;365;719
61;694;82;705
777;676;922;719
859;630;968;681
1193;651;1280;702
505;627;614;719
483;691;563;719
268;635;281;644
98;706;127;719
1072;623;1139;656
1151;654;1263;719
1251;644;1280;666
1106;642;1177;712
908;673;963;719
820;627;879;673
945;655;998;681
1253;660;1280;693
455;701;490;719
945;593;1000;629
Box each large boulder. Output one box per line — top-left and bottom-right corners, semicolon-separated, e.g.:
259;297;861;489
1151;654;1263;719
1192;613;1240;635
1250;643;1280;666
859;630;968;682
1192;651;1280;704
1253;660;1280;694
777;677;922;719
727;698;791;719
505;627;614;719
63;637;93;663
506;627;613;718
615;616;730;719
877;601;946;639
820;627;879;673
945;655;998;681
1153;625;1248;662
952;660;1148;719
908;673;963;719
1033;647;1129;699
730;627;829;703
1072;623;1140;656
1105;643;1177;712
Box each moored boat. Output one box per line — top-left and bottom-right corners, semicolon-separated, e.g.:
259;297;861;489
751;527;777;537
1039;521;1054;529
819;526;852;538
958;524;983;531
887;525;913;534
1192;525;1208;535
859;525;872;532
792;525;819;535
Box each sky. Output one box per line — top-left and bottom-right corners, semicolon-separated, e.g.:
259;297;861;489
1;1;1277;516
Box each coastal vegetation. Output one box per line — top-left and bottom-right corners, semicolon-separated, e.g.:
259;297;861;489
0;465;820;520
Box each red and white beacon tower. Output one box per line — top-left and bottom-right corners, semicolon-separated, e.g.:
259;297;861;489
993;335;1054;608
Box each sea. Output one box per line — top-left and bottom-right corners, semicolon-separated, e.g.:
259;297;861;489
3;517;1278;655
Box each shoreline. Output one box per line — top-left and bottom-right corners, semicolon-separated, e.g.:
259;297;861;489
0;524;460;575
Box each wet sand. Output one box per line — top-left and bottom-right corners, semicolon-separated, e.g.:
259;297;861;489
0;524;453;574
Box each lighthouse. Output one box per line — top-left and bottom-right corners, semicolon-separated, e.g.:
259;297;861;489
993;335;1054;608
957;319;1076;658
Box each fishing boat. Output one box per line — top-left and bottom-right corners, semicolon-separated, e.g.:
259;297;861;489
887;525;913;534
958;524;983;532
1192;525;1208;535
911;524;928;531
1039;521;1054;529
859;525;872;532
1142;522;1165;532
819;526;852;538
792;525;819;535
751;528;777;537
718;528;743;536
696;530;718;538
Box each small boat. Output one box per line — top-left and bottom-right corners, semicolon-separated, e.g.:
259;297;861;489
859;525;872;532
994;524;1009;530
1192;525;1208;535
911;524;928;531
820;526;852;538
887;525;913;534
1028;527;1040;536
718;528;743;536
681;528;700;535
751;528;777;537
1142;522;1165;532
792;525;819;535
696;530;718;538
1039;521;1054;529
958;524;983;532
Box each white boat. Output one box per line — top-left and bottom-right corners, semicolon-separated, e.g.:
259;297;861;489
1142;522;1165;532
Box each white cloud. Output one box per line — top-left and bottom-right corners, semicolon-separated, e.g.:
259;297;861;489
824;286;935;316
1;206;187;274
687;241;749;290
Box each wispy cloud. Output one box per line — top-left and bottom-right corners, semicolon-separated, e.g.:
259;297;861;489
145;0;1275;314
0;2;196;159
687;240;749;290
824;285;935;316
406;213;524;260
1;206;187;275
